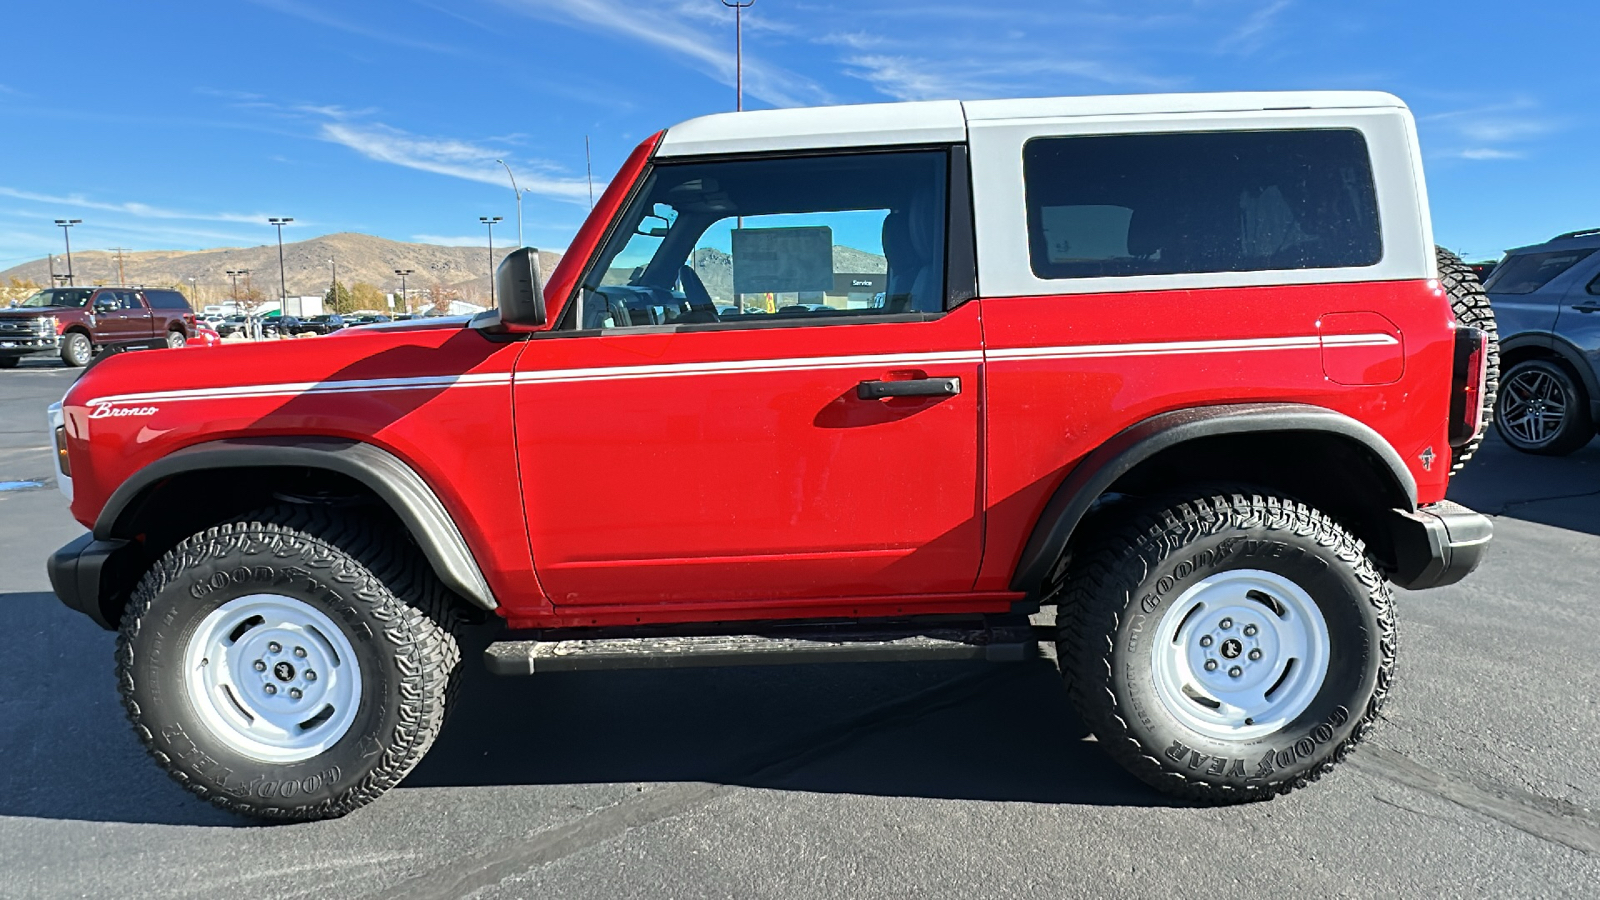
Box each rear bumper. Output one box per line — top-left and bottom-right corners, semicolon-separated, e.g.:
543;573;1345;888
1388;501;1493;590
46;532;130;630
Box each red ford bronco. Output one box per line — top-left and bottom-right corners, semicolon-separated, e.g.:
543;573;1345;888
47;91;1495;820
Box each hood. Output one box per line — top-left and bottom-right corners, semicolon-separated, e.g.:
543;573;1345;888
0;307;66;317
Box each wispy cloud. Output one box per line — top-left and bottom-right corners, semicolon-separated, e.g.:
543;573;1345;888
1218;1;1294;55
316;119;595;202
844;53;1177;102
247;0;464;54
1423;99;1559;162
0;187;286;225
1453;148;1524;161
492;0;827;107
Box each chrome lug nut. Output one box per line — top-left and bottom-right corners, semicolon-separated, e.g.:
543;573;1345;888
1204;659;1219;672
289;688;302;700
1199;635;1214;648
263;683;277;695
304;670;317;682
1249;649;1263;661
1228;666;1243;678
267;641;282;654
1243;624;1258;637
294;646;307;658
253;660;267;672
1219;618;1234;630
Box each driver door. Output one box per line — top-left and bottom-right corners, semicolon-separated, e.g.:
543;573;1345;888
513;147;985;609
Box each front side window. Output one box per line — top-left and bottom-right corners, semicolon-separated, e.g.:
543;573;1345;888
1023;129;1382;279
1483;249;1598;295
575;150;948;329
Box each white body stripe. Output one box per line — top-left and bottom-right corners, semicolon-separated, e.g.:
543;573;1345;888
84;334;1392;408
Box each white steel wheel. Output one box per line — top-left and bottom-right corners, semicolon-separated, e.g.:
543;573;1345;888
182;593;362;763
1150;569;1330;742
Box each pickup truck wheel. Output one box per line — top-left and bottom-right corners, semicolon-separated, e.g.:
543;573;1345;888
1494;359;1594;456
115;505;463;821
1057;493;1394;804
166;330;188;349
1437;247;1499;473
60;332;91;367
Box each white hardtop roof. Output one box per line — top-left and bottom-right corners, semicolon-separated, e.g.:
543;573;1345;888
657;91;1408;158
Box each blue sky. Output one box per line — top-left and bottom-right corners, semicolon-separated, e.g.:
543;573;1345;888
0;0;1595;269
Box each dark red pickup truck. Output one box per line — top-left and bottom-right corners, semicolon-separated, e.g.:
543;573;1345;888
1;286;195;368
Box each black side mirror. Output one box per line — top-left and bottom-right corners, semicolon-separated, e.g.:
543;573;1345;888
494;247;546;327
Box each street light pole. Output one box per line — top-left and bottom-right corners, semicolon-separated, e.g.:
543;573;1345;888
226;269;243;304
268;218;292;340
394;268;413;312
189;276;199;307
495;159;523;247
720;0;755;111
479;216;502;308
54;219;81;285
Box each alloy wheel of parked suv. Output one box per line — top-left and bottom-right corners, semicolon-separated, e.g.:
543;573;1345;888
1495;359;1594;455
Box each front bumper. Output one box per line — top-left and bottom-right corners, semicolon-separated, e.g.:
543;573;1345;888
47;532;132;630
0;332;61;356
1388;500;1493;590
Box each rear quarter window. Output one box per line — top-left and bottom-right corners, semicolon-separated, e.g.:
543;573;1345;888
1022;129;1382;279
1483;248;1597;295
143;290;192;310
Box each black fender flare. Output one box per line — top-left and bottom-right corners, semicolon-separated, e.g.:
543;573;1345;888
1009;403;1418;596
1500;331;1600;421
96;437;498;610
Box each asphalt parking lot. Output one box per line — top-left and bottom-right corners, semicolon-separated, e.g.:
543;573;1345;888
2;358;1598;899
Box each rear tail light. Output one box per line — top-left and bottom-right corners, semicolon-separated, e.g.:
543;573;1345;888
1449;326;1488;448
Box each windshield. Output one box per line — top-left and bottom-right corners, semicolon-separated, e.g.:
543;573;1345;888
16;289;93;309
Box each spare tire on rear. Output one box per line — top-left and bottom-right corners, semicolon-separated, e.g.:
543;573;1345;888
1437;246;1499;473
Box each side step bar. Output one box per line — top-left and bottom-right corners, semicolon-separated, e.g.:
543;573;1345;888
485;623;1040;675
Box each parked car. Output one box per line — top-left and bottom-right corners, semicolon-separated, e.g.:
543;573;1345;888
0;286;194;368
1485;227;1600;454
296;314;347;335
48;90;1492;821
214;315;255;339
344;314;391;326
261;314;302;338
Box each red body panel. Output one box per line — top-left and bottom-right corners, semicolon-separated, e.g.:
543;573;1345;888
973;279;1454;592
61;326;542;613
57;128;1461;631
512;304;985;613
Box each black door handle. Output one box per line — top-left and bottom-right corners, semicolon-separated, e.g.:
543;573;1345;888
1572;303;1600;314
857;376;961;400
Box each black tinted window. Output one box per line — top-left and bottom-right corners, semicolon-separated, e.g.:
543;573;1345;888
1023;130;1382;279
144;290;191;309
1483;249;1597;295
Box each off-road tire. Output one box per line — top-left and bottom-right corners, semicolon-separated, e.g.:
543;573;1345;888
0;357;19;369
1494;358;1595;456
1058;493;1395;804
116;505;464;821
166;329;188;349
1437;246;1499;473
60;332;91;367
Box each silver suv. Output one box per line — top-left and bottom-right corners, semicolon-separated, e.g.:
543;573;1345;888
1487;227;1600;455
